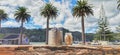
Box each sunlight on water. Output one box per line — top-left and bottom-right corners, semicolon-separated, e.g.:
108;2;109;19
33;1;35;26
30;42;46;45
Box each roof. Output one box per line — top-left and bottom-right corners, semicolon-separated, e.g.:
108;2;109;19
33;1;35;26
3;35;19;39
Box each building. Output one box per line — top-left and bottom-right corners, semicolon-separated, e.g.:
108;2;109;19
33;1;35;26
0;34;29;45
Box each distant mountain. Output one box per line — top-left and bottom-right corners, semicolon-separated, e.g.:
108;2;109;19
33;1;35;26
0;27;94;42
0;27;21;34
71;31;82;41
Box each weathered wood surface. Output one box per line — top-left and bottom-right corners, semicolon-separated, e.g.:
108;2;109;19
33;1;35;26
0;45;120;55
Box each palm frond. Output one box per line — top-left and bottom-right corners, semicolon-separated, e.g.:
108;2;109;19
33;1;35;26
14;7;31;22
72;0;93;18
0;9;8;21
117;0;120;9
40;3;58;19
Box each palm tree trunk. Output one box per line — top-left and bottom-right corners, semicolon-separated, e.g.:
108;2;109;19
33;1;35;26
0;20;1;33
46;17;49;45
0;20;1;28
20;21;23;44
81;16;85;45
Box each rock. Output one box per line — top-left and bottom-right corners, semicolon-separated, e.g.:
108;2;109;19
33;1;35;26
67;51;76;55
76;52;84;55
55;53;68;55
56;50;66;53
35;48;51;52
28;46;34;51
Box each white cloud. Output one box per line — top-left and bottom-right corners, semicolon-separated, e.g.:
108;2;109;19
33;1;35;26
109;13;120;32
0;0;119;33
55;24;63;28
2;21;20;27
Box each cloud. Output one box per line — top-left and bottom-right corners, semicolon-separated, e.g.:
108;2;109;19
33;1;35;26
109;13;120;32
0;0;119;33
87;0;119;33
2;21;20;27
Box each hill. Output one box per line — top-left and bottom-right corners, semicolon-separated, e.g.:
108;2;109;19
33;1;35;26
0;27;94;42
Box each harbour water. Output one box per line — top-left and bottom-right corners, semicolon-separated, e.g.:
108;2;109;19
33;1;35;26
30;42;46;45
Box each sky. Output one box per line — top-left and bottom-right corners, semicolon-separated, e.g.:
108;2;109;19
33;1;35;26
0;0;119;33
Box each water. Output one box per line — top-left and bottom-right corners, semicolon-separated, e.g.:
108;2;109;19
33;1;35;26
30;42;46;45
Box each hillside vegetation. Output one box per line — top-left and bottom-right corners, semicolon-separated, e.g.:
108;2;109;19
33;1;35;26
0;27;94;42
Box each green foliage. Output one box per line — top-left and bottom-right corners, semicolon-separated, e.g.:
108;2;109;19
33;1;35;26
85;33;94;41
105;30;114;41
114;33;120;40
72;0;94;44
14;7;31;22
95;5;114;41
24;29;46;42
0;27;94;42
95;4;112;41
94;29;114;41
94;31;101;40
14;7;31;44
0;9;8;28
0;33;5;39
95;23;114;41
40;3;58;19
40;3;58;44
72;0;93;17
117;0;120;10
116;25;120;32
115;25;120;40
0;9;8;21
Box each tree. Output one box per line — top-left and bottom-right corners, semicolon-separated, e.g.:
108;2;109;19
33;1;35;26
115;25;120;40
117;0;120;9
0;9;7;28
95;4;114;41
116;25;120;32
72;0;93;44
105;30;114;41
40;3;58;44
95;4;109;41
116;0;120;40
14;7;31;44
98;17;109;41
94;29;102;40
95;29;114;41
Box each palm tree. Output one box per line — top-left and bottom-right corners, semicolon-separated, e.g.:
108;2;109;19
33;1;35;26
0;9;7;28
14;7;31;44
40;3;58;44
72;0;93;45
